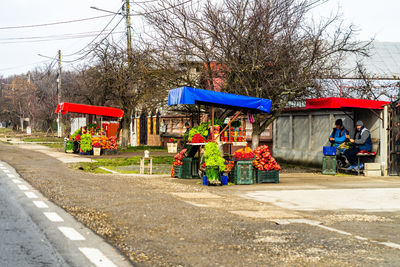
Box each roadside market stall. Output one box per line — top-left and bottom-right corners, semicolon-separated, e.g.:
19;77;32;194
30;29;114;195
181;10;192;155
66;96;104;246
55;102;124;155
168;86;281;185
273;97;390;176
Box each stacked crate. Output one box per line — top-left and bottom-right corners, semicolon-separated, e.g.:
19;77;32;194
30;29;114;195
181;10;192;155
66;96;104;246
234;161;254;184
322;156;336;175
181;157;199;179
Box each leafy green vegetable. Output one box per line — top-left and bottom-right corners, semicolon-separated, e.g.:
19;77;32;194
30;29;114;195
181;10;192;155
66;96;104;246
188;123;209;141
80;133;92;152
88;123;98;130
204;142;226;179
213;118;224;127
231;120;241;128
65;141;74;151
71;129;81;140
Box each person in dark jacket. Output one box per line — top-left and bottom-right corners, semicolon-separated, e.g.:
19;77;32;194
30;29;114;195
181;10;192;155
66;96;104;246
344;120;372;170
329;119;348;149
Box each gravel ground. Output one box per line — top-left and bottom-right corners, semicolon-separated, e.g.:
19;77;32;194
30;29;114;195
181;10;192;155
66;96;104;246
1;143;400;266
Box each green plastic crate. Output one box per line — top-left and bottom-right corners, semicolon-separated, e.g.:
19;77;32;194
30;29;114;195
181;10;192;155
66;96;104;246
181;157;199;179
174;165;183;178
322;155;336;175
256;170;279;183
234;161;254;185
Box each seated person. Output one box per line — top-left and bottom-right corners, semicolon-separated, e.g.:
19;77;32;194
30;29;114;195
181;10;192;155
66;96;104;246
329;119;348;149
344;120;372;170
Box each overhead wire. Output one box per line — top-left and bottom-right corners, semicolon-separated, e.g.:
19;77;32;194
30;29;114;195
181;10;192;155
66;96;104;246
0;14;114;30
0;31;124;44
0;30;124;41
130;0;195;16
0;60;53;72
63;4;123;57
2;0;196;70
62;16;125;64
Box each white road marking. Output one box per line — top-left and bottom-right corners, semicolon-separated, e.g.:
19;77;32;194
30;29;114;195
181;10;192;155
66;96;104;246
43;212;64;222
273;218;400;250
273;219;322;226
379;242;400;250
58;227;85;241
12;179;22;184
33;201;49;208
79;247;116;267
24;191;38;199
17;184;29;190
354;235;368;241
316;225;352;236
7;174;16;178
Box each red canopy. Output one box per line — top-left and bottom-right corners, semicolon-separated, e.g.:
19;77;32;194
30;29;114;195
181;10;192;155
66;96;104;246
306;97;389;110
55;102;124;118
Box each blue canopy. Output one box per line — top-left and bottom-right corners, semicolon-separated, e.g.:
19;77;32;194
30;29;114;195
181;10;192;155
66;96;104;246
168;87;272;113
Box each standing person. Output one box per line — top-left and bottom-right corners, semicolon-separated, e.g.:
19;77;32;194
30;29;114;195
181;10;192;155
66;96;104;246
344;120;372;170
329;119;348;149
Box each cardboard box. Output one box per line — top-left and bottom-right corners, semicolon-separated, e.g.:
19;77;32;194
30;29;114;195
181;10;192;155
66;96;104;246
364;163;381;170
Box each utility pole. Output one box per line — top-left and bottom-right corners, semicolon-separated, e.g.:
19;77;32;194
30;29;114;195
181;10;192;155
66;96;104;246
125;0;132;62
57;49;62;137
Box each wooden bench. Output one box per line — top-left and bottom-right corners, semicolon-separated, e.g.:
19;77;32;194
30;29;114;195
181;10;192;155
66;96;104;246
356;152;376;176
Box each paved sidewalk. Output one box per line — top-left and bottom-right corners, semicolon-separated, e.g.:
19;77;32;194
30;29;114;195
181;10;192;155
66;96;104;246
1;138;93;163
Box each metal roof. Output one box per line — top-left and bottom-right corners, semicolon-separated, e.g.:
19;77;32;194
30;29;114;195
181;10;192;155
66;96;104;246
342;42;400;79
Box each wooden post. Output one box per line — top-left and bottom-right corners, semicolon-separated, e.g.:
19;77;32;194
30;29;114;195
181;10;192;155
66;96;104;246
215;110;242;140
211;105;214;141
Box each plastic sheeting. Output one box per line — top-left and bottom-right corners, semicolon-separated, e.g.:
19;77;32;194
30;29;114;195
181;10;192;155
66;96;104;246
168;87;272;113
55;102;124;118
306;97;390;110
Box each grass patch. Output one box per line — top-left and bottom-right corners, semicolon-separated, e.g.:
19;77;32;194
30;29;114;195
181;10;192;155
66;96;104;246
104;166;140;174
95;156;174;166
73;155;174;174
119;146;167;153
42;143;64;149
24;137;64;142
0;128;13;134
73;162;109;173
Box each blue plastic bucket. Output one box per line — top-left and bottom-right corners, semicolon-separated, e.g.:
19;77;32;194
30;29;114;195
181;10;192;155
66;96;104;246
202;175;208;186
220;175;228;185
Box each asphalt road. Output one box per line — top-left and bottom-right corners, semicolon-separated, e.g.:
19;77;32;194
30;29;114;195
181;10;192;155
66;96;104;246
0;169;67;266
0;160;131;267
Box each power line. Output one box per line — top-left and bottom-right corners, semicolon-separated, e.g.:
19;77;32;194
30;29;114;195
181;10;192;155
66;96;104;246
130;0;195;16
63;5;123;57
0;31;124;45
0;60;53;72
62;16;125;64
0;30;123;41
0;14;114;30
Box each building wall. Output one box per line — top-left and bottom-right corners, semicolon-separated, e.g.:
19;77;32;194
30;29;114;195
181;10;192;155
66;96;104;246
273;109;383;166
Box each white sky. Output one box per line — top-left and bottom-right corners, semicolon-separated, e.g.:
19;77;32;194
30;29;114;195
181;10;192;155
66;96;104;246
0;0;399;76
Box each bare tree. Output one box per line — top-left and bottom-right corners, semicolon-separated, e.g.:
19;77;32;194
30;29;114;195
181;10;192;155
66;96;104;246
145;0;369;148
